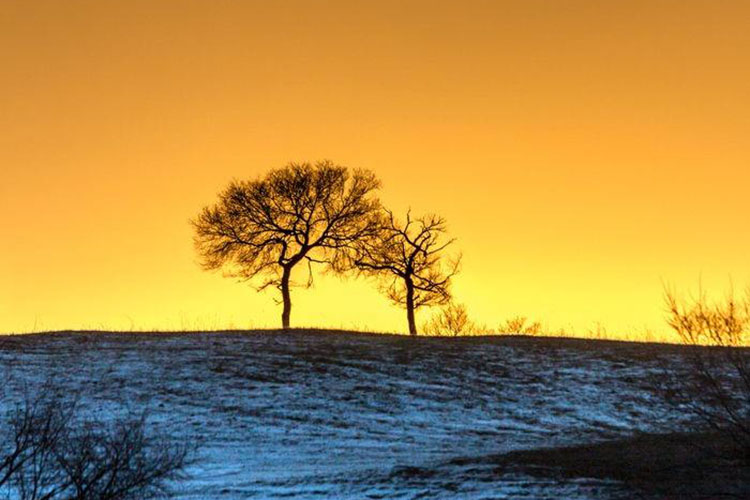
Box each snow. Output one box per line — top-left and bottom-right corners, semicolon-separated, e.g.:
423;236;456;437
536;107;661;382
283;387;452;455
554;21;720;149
0;332;687;498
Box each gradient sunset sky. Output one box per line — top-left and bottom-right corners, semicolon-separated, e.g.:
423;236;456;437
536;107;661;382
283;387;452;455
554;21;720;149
2;0;749;337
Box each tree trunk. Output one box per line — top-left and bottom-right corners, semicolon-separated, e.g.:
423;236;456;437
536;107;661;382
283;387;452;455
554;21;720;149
406;281;417;336
281;266;292;330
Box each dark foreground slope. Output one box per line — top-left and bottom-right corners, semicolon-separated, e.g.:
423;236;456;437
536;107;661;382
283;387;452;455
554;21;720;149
0;331;722;499
478;431;750;499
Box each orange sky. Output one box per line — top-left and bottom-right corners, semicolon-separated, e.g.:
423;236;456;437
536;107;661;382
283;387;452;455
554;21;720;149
2;0;749;338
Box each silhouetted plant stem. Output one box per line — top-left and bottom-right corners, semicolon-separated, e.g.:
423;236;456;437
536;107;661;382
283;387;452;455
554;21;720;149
281;265;292;330
406;280;417;335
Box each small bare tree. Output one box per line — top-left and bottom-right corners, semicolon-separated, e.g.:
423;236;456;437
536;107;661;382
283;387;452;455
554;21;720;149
192;160;381;329
353;210;460;335
663;287;750;460
1;389;191;500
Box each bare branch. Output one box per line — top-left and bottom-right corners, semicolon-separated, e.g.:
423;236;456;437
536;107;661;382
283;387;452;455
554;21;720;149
191;160;381;328
351;209;460;335
661;286;750;461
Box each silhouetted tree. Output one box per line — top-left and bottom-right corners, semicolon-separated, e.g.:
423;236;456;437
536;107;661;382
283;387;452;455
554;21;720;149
353;210;460;335
192;161;381;329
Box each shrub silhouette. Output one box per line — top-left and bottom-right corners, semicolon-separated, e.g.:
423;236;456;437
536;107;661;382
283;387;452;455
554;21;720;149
662;287;750;461
498;316;543;335
422;302;486;336
192;160;381;329
0;388;190;500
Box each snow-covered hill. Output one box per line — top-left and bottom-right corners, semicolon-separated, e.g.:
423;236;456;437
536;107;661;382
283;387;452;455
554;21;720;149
0;332;688;499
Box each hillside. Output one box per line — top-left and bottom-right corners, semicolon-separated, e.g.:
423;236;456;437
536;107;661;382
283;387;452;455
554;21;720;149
0;331;710;499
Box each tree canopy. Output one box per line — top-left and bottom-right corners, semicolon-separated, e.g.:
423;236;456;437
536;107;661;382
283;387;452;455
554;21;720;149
192;160;381;328
352;210;461;335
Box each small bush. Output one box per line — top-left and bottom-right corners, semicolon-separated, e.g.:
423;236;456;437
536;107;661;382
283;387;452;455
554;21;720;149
662;288;750;461
0;387;192;500
497;316;543;335
422;302;487;336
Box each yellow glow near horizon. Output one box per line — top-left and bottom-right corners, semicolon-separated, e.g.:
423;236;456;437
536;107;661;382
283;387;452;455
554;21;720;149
2;1;750;339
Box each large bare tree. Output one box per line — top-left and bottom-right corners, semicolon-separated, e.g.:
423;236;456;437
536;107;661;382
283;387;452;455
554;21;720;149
192;160;381;329
353;210;460;335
